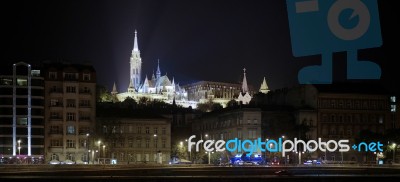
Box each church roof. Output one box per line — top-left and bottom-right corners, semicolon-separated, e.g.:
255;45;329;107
156;75;173;87
259;77;270;93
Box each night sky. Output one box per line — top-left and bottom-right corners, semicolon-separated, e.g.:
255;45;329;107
3;0;399;94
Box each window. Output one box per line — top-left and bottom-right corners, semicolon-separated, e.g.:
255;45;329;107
66;140;75;148
136;139;141;148
391;105;396;112
145;127;150;134
50;125;61;134
237;130;242;139
162;127;166;135
83;73;91;81
66;86;76;93
247;119;251;124
128;138;133;148
391;96;396;103
119;140;124;147
49;72;57;79
253;119;258;125
79;99;90;107
248;129;256;139
154;139;158;148
64;73;77;80
50;112;60;119
50;140;61;147
379;116;384;124
66;99;75;107
137;127;141;134
50;99;60;106
162;139;166;148
153;127;158;134
120;153;124;161
17;78;27;86
136;154;141;162
145;154;149;162
67;113;76;121
17;118;27;125
145;139;150;148
67;125;75;135
51;154;59;160
82;87;90;93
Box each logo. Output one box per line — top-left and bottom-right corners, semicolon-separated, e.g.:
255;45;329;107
187;135;383;157
286;0;382;84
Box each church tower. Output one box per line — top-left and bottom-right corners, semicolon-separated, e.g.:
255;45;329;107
259;77;270;94
238;68;252;104
130;30;142;90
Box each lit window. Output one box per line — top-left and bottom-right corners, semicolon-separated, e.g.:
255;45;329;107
391;96;396;103
67;125;75;135
391;105;396;112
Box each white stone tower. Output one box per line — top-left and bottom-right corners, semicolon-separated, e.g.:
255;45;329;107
130;30;142;90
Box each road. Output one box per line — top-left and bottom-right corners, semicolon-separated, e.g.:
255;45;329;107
1;165;399;182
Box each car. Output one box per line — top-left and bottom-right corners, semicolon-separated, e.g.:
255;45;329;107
303;160;313;165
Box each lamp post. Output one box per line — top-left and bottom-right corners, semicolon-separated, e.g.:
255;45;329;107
86;133;89;164
17;139;21;155
185;139;191;162
393;143;397;163
281;135;286;165
102;145;106;159
154;134;158;164
97;140;101;162
206;151;211;164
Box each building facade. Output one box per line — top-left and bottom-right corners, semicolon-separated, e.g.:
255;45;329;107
98;117;171;164
0;62;45;163
192;108;262;157
265;84;399;163
43;62;96;164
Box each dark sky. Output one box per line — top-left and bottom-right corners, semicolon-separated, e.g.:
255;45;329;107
3;0;399;94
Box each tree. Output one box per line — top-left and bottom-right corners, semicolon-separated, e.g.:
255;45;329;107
97;85;112;102
226;99;239;108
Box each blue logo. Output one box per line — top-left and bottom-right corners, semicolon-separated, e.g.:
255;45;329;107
286;0;382;84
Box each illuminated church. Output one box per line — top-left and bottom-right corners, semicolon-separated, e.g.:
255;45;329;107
111;30;195;107
111;30;270;108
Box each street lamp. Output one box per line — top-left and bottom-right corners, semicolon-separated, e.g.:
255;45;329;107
97;140;101;162
102;145;106;159
393;143;397;163
154;134;159;164
86;133;90;164
296;151;304;165
17;140;21;155
206;151;212;164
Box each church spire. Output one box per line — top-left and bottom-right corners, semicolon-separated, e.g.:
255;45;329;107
259;77;270;94
241;68;249;93
133;30;139;52
130;29;142;90
156;59;161;79
111;82;118;95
